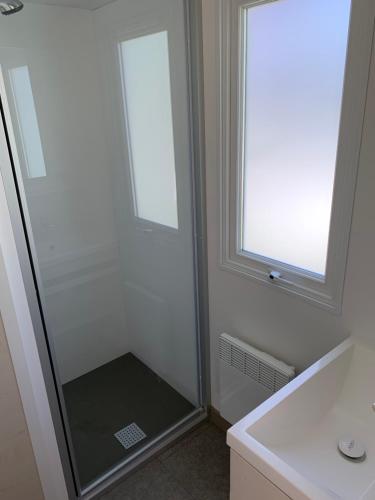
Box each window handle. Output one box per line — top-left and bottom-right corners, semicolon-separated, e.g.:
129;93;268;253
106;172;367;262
268;271;294;286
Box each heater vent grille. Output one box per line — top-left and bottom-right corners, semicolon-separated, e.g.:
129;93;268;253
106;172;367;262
219;334;294;394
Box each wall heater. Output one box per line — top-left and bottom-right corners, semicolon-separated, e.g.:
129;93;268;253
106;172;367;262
219;333;295;424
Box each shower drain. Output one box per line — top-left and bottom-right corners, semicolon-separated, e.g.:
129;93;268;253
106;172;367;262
338;437;366;462
114;423;147;450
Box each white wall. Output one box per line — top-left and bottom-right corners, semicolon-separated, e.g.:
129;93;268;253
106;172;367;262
342;30;375;347
0;3;129;383
202;0;375;409
0;313;43;500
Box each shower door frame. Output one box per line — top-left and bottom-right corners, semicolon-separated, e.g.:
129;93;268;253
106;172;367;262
0;0;209;498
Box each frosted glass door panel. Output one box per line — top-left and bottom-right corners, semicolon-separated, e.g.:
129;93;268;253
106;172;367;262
242;0;351;275
120;31;178;229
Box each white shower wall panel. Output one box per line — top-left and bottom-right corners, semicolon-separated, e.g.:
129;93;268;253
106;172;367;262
93;0;200;405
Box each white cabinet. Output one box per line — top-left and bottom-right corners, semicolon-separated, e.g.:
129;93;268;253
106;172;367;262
230;451;290;500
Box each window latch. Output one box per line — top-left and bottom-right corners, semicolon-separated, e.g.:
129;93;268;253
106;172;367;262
268;271;294;287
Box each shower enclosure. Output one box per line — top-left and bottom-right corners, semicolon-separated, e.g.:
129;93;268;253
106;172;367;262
0;0;207;497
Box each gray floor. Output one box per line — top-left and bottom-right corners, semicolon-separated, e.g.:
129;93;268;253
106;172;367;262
99;422;230;500
63;353;195;487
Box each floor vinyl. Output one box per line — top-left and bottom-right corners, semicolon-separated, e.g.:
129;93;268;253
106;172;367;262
99;422;230;500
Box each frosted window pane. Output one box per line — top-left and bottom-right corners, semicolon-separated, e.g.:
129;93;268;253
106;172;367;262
9;66;46;179
120;31;178;229
242;0;351;275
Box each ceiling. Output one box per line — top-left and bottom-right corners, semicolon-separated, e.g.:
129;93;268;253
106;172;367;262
23;0;116;10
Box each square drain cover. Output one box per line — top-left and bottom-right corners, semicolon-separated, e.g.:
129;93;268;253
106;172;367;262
114;423;147;450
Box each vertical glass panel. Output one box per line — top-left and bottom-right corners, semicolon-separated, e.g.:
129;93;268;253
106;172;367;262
242;0;351;275
120;31;178;229
9;66;46;179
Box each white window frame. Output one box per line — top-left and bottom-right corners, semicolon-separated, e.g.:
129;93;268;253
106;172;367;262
219;0;375;312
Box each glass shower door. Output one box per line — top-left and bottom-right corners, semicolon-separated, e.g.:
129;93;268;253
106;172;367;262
0;0;203;494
